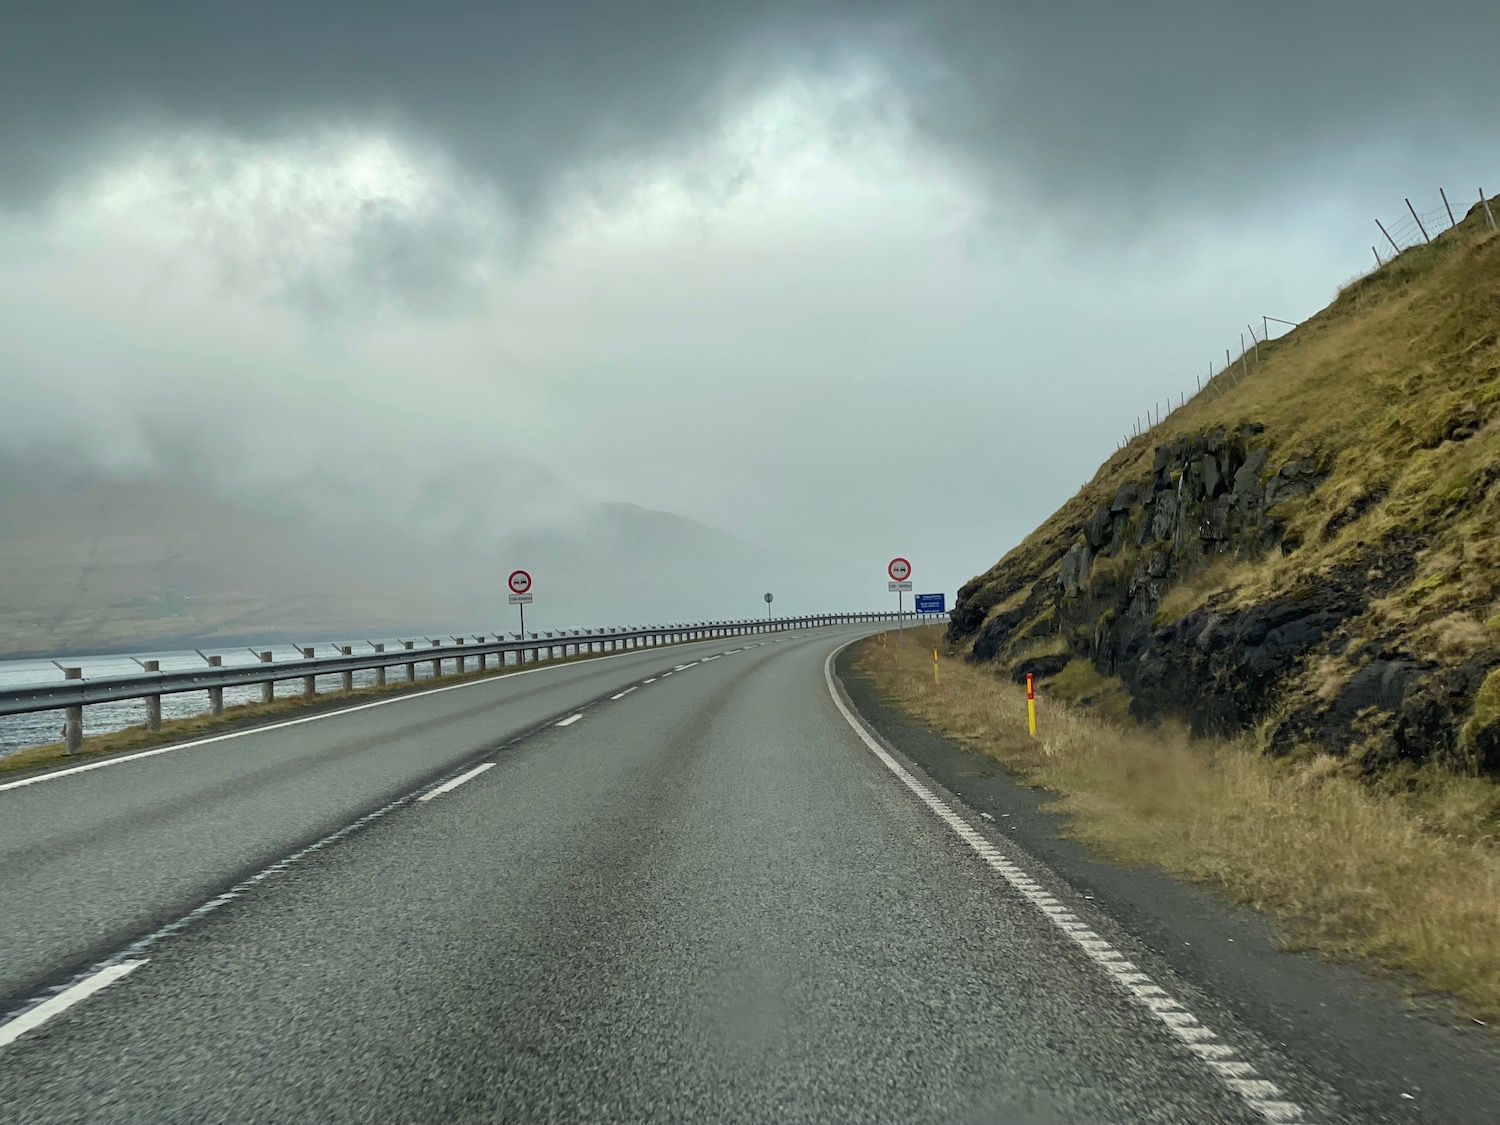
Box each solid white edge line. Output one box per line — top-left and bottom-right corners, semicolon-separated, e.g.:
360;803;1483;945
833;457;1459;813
0;633;744;795
0;960;146;1050
822;645;1312;1125
416;762;494;802
555;714;583;727
610;687;638;700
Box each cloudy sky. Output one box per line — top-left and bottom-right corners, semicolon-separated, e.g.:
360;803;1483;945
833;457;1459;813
2;2;1497;612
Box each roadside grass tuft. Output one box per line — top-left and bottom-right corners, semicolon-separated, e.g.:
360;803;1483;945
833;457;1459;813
859;625;1500;1022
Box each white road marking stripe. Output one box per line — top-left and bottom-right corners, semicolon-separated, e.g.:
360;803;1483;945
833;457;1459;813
673;662;697;671
0;961;146;1050
417;762;494;802
662;672;673;677
643;678;657;684
1;732;531;1042
823;648;1312;1125
610;688;638;700
1;636;730;794
555;714;583;727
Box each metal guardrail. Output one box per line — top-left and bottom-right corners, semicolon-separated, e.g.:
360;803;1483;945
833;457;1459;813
2;611;948;753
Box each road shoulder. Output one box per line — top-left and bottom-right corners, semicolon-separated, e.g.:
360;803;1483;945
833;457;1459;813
835;643;1500;1125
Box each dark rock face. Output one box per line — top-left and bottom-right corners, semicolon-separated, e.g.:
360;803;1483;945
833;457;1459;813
948;421;1499;775
1049;425;1310;690
1058;543;1092;597
1010;653;1071;683
969;606;1024;663
946;597;988;640
1368;656;1497;770
1126;545;1417;737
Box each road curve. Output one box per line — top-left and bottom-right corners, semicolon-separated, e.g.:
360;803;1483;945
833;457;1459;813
0;626;1322;1122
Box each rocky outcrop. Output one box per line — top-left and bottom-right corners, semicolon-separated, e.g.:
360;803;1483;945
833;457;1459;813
1127;540;1418;737
948;422;1500;775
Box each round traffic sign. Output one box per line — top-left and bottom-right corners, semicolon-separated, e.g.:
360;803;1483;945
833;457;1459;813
764;592;774;603
508;569;533;595
888;557;912;582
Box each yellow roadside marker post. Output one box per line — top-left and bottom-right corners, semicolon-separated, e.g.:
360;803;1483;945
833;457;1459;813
1026;672;1037;738
933;649;940;685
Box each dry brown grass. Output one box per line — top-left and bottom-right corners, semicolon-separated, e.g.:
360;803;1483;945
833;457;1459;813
860;625;1500;1021
0;643;651;775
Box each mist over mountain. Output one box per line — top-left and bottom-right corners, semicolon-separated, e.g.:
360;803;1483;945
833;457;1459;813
0;453;850;657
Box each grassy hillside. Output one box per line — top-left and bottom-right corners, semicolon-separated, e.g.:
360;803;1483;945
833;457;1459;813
949;196;1500;774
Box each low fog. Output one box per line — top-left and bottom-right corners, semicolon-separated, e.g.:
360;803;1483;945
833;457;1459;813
1;2;1497;648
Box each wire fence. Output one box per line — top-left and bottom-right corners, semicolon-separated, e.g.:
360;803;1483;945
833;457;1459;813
1113;184;1498;454
1374;188;1496;261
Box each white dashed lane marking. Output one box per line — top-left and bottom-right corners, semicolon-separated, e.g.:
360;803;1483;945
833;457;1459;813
610;688;638;700
0;961;146;1050
555;714;583;727
824;649;1312;1125
418;762;494;802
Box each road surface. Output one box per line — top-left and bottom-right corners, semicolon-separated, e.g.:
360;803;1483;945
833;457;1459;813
0;624;1375;1122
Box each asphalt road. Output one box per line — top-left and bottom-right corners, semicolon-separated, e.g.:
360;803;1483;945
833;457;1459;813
0;625;1369;1122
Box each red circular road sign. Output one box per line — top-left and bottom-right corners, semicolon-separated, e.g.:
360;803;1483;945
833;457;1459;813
508;569;533;595
888;557;912;582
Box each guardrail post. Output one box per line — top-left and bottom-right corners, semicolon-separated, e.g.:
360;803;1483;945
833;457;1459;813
207;655;225;715
144;660;162;730
256;652;274;703
430;639;443;679
403;640;416;682
373;644;386;686
339;646;354;693
455;640;466;676
302;648;317;696
63;666;83;753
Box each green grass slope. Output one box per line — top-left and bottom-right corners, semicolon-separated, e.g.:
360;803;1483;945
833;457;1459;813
949;196;1500;773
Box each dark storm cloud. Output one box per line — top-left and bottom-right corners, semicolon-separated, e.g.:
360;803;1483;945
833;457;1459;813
4;2;1497;212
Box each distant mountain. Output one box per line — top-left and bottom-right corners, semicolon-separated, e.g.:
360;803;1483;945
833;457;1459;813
0;465;445;656
0;459;836;657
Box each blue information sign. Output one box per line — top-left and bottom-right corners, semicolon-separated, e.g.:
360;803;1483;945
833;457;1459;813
913;593;946;614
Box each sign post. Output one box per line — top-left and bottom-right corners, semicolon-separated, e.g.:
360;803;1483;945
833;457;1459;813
887;558;912;647
764;592;773;625
508;570;533;649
